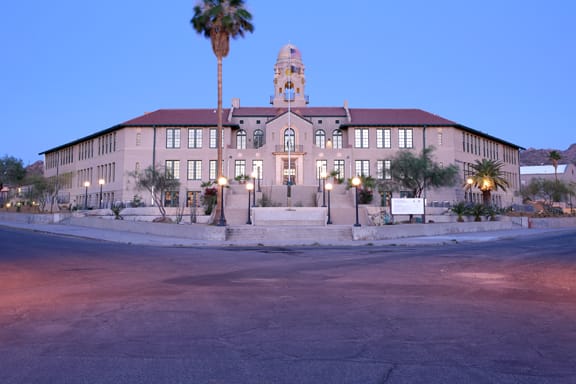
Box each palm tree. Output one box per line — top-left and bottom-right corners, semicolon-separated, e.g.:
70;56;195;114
191;0;254;222
548;150;562;183
464;159;509;207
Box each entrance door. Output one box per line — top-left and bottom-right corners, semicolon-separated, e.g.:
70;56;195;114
283;159;296;185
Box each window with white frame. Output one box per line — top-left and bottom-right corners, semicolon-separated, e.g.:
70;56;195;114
284;128;295;151
234;160;246;178
165;160;180;179
376;128;391;148
252;160;263;180
187;160;202;180
333;160;345;180
398;128;413;149
355;160;370;176
166;128;181;149
253;129;264;149
236;130;247;149
209;128;217;149
354;128;369;148
332;129;343;149
376;160;391;180
316;160;328;179
315;129;326;148
188;128;203;149
209;160;217;180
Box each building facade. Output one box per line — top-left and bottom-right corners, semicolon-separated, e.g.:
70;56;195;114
41;44;523;211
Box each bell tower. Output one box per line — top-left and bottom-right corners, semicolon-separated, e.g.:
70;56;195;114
271;44;308;107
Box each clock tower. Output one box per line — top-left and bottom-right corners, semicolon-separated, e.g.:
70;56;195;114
271;44;308;107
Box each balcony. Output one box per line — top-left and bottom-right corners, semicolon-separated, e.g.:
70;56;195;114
274;144;304;153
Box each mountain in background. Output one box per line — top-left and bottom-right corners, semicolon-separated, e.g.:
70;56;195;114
520;144;576;166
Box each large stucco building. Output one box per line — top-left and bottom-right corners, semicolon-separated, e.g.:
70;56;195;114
41;44;522;214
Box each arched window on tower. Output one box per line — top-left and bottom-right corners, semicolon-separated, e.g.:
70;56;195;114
236;130;247;150
315;129;326;148
284;81;295;101
253;129;264;149
332;129;343;149
284;128;295;152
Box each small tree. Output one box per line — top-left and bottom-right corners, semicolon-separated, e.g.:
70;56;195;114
522;178;571;212
128;165;180;219
0;155;26;193
379;147;459;198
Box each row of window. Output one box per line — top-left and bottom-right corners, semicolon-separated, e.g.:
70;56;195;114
462;132;507;162
46;135;117;170
76;162;116;188
161;159;397;182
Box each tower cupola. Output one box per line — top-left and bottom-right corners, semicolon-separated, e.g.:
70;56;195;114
271;44;308;107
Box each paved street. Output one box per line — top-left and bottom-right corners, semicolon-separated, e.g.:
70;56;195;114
1;226;575;383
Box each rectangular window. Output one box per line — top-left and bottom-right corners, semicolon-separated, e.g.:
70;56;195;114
354;128;369;148
188;128;203;149
165;160;180;179
376;160;391;180
376;128;391;148
234;160;246;179
164;191;179;207
399;128;413;149
187;160;202;180
209;128;217;149
209;160;217;180
316;160;328;179
166;128;181;149
333;160;345;180
355;160;370;176
252;160;263;180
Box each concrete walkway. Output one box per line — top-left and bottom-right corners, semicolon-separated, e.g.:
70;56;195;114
0;219;570;248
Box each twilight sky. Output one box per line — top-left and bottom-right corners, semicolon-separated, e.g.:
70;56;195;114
1;0;575;165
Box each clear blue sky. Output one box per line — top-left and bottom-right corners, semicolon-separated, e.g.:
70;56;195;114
2;1;575;165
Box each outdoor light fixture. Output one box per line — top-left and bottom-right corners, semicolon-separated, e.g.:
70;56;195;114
98;179;105;209
246;182;254;225
325;182;333;224
352;176;361;227
257;166;261;192
251;170;258;207
83;181;90;210
321;170;327;207
217;176;227;226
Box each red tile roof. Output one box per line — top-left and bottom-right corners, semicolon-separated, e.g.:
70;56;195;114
121;109;234;126
344;108;457;126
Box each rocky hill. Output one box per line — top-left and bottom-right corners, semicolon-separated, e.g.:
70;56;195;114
520;144;576;166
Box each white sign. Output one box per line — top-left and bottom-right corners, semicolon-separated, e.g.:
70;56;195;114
391;198;425;215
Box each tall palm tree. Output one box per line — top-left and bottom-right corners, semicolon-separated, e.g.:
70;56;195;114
191;0;254;223
464;159;510;207
548;150;562;183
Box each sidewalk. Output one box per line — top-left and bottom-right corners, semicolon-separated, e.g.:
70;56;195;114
0;219;566;247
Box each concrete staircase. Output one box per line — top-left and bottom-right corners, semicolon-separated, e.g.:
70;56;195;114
226;225;354;243
222;183;370;226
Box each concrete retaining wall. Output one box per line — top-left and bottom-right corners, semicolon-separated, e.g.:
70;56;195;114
68;216;226;241
0;212;69;224
352;220;520;241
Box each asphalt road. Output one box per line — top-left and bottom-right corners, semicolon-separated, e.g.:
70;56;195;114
1;227;575;383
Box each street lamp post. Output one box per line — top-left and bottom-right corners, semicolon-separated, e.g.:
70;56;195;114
98;179;105;209
83;181;90;210
246;182;254;225
321;171;327;207
251;170;257;207
217;176;227;226
325;182;333;224
352;176;361;227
